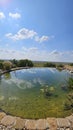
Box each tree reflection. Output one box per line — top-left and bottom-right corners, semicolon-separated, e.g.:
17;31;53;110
4;73;11;80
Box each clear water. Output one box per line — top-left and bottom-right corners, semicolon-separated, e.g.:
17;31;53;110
0;68;73;119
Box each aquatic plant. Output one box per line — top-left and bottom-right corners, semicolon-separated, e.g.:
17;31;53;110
43;86;55;97
68;78;73;90
64;93;73;110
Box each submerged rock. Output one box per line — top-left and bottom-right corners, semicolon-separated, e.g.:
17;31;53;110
40;89;44;93
61;85;68;91
49;86;55;92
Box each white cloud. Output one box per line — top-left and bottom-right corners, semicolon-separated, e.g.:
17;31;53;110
35;35;54;43
5;33;12;37
49;50;60;55
28;47;38;52
0;12;5;19
0;48;73;62
22;47;38;53
9;12;21;19
5;28;37;41
5;28;53;43
35;36;49;43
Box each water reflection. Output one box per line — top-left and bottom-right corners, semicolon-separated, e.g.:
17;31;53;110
3;73;11;80
0;68;73;118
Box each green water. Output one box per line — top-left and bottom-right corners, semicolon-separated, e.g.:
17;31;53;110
0;68;73;119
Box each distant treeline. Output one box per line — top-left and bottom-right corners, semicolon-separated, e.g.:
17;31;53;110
0;59;73;71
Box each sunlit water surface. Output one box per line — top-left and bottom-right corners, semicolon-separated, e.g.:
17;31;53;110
0;68;73;118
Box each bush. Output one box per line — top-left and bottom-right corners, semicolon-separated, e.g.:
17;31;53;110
11;59;18;67
57;64;64;68
0;62;3;69
44;62;56;67
70;63;73;66
3;61;12;71
18;59;33;67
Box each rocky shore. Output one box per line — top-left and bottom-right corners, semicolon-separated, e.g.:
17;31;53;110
0;112;73;130
64;65;73;72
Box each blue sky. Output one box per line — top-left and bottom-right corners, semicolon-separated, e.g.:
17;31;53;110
0;0;73;62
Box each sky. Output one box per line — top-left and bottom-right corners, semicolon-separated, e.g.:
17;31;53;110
0;0;73;62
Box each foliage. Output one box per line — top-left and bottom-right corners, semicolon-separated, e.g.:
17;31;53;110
64;78;73;110
68;77;73;89
3;61;12;71
18;59;33;67
64;93;73;110
57;64;64;68
11;59;18;67
43;86;55;98
0;62;3;69
44;62;56;67
33;61;45;67
69;63;73;66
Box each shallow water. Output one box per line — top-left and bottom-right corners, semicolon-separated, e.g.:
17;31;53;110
0;68;73;118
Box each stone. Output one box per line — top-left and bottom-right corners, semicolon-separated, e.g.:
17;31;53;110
1;115;16;127
25;119;37;130
66;115;73;129
57;118;70;128
14;117;26;129
59;128;66;130
47;118;57;130
0;112;6;121
66;115;73;123
36;119;49;130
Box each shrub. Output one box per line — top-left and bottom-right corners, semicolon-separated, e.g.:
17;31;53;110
18;59;33;67
3;61;12;71
0;62;3;69
44;62;56;67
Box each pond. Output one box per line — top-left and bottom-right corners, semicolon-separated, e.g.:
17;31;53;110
0;68;73;119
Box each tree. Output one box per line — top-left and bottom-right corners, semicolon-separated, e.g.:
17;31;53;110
57;64;64;68
0;62;3;69
11;59;18;67
3;61;12;71
18;59;33;67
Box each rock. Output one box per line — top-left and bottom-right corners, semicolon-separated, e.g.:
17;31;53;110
66;115;73;123
14;117;26;129
40;89;44;93
25;119;37;130
1;115;16;127
47;118;57;130
66;115;73;130
57;118;70;128
36;119;49;130
0;112;6;121
66;128;71;130
49;87;55;91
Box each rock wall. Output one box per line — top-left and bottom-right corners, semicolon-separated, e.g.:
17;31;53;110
0;112;73;130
